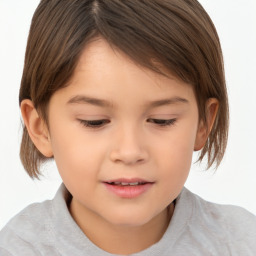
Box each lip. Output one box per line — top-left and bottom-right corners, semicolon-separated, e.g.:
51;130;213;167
103;178;154;199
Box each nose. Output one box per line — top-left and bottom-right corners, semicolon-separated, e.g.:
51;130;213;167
109;125;148;165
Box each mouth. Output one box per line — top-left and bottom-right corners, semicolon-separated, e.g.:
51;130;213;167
105;181;149;186
103;179;154;198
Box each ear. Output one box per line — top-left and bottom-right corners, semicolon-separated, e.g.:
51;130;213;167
20;99;53;157
194;98;219;151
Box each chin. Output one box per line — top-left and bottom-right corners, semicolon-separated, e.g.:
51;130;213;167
102;210;157;228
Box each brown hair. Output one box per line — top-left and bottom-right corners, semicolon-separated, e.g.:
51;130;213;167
19;0;229;179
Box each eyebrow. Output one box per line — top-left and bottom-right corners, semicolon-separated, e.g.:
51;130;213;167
67;95;114;108
67;95;189;108
147;97;189;108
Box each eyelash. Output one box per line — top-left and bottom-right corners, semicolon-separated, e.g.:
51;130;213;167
147;118;177;126
79;119;110;128
78;118;177;128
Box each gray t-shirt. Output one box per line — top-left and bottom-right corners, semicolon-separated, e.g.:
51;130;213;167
0;184;255;255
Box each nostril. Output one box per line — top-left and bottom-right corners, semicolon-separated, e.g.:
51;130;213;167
110;151;146;165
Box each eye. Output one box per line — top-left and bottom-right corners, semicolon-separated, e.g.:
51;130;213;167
78;119;110;128
147;118;177;127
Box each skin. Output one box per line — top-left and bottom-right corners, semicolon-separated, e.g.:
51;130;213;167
21;38;218;254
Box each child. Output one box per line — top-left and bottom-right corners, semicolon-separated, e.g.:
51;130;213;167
0;0;255;255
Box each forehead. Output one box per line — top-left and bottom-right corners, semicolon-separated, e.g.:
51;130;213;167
78;39;190;84
51;38;196;109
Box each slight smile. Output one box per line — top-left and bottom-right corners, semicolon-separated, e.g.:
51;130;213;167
103;178;155;199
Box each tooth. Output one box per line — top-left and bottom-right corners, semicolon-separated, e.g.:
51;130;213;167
129;182;139;186
120;182;140;186
121;182;129;186
110;181;143;186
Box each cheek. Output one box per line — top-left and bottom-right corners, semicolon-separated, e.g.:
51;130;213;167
153;146;192;204
49;119;105;183
160;123;197;165
155;121;198;188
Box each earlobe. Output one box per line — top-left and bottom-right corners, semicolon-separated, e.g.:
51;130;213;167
20;99;53;157
194;98;219;151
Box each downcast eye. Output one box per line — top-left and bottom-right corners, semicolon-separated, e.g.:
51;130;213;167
147;118;177;126
78;119;110;128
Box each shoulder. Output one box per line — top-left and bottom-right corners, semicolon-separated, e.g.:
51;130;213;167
0;184;70;255
186;188;256;232
0;199;54;254
180;188;256;252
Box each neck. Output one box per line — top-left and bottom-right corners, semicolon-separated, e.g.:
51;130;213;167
69;200;174;255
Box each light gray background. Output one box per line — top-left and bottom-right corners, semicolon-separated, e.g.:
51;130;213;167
0;0;256;229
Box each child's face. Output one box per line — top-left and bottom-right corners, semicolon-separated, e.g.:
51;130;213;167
46;38;205;227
